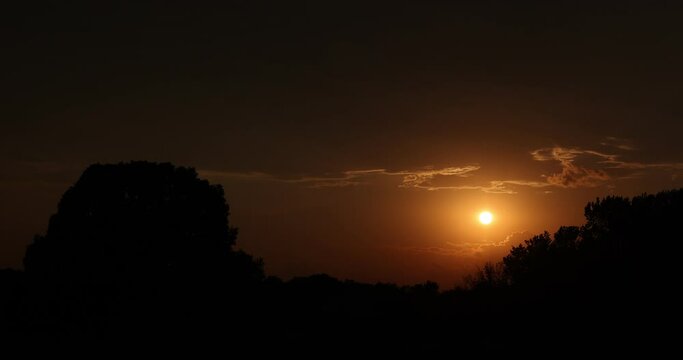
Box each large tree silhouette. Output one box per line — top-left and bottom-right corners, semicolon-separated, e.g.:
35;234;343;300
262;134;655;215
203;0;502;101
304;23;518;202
25;161;262;281
22;162;263;338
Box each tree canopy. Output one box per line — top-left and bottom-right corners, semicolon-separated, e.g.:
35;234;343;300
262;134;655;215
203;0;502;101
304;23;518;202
24;162;263;305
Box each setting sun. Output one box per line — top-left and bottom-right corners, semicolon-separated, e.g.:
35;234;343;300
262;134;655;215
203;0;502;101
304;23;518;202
479;211;493;225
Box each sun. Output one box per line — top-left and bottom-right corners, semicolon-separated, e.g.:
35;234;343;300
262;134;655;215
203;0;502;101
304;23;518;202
479;211;493;225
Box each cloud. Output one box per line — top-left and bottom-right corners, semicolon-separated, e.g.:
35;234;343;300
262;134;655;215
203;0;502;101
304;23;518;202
604;160;683;170
457;231;531;254
403;231;530;257
297;166;482;189
201;163;558;194
532;147;614;188
531;145;683;188
600;136;635;151
420;181;517;194
545;161;611;188
198;170;275;180
202;142;683;193
307;179;365;188
412;180;547;194
502;231;533;247
198;169;361;187
390;166;480;188
200;165;483;189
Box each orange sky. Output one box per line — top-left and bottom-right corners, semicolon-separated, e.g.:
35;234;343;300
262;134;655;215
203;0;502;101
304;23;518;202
206;143;682;286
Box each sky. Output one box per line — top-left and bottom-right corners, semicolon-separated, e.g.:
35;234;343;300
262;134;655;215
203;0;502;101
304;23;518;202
2;1;683;286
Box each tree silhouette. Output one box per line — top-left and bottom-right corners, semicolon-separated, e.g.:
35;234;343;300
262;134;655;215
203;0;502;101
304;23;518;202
463;262;506;291
22;161;263;338
4;163;680;352
552;226;580;250
503;231;552;286
0;268;24;339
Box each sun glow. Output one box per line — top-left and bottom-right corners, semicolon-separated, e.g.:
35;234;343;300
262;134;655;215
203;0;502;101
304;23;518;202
479;211;493;225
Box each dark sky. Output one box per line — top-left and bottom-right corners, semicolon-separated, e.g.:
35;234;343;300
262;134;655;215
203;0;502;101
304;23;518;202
2;1;683;285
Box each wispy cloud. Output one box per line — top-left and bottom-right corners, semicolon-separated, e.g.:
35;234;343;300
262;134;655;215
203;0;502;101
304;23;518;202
200;165;483;189
548;162;610;188
411;180;550;194
403;231;530;257
531;147;613;187
390;166;480;188
604;160;683;170
530;145;683;188
600;136;635;151
199;170;275;180
202;141;682;193
201;165;555;194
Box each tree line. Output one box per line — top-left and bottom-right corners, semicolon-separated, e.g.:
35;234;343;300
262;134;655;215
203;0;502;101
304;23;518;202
1;162;680;354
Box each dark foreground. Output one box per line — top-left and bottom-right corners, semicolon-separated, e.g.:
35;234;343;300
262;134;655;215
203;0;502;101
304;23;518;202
1;163;680;354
